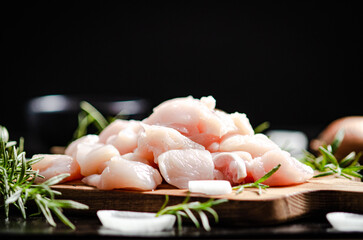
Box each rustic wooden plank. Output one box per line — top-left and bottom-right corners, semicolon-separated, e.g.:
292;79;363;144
52;176;363;226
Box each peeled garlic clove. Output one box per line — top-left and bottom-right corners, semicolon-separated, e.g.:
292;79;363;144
326;212;363;232
97;210;176;233
188;180;232;195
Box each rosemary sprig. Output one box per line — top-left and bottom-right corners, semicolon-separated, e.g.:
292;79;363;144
156;194;228;231
232;164;281;195
0;125;89;229
73;101;110;140
254;121;270;134
300;129;363;180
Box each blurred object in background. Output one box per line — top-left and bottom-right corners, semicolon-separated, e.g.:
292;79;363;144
267;130;308;159
310;116;363;160
3;2;362;132
26;95;150;154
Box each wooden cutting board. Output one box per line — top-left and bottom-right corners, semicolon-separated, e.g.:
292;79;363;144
53;176;363;226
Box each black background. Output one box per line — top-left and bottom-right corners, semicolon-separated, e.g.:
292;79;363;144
2;1;362;142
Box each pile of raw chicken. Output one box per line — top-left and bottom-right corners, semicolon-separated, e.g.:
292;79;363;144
32;96;313;190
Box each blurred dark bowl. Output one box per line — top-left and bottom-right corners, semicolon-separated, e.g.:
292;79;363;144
26;95;151;154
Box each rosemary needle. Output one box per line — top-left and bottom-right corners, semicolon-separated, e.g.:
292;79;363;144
73;101;110;140
254;121;270;134
0;125;89;229
156;194;228;231
300;130;363;180
232;164;281;195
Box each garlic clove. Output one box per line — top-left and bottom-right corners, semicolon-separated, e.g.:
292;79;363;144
97;210;176;233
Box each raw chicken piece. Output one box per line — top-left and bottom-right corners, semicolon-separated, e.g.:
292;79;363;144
248;149;314;186
82;155;162;190
99;119;141;144
219;134;279;158
158;149;214;189
188;134;220;152
98;119;131;143
212;152;250;184
143;96;223;136
121;153;156;167
143;96;253;147
233;151;255;183
230;112;254;136
65;134;99;157
134;124;204;163
200;95;216;109
76;143;120;176
107;122;142;155
233;151;254;162
32;154;82;183
207;142;220;152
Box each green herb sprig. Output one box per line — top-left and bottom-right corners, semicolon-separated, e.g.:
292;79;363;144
300;129;363;180
73;101;110;140
156;194;228;231
254;121;270;134
0;125;89;229
232;164;281;195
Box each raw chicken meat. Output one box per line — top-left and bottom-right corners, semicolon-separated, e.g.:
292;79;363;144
134;124;204;163
98;119;130;143
212;152;248;184
76;143;120;176
82;155;162;190
248;149;314;186
65;134;99;157
35;95;314;191
219;134;279;158
106;121;142;155
230;112;255;136
143;96;254;148
121;153;155;167
32;154;82;183
158;149;214;188
144;96;219;134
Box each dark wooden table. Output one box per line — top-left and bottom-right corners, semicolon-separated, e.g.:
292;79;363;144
1;213;363;240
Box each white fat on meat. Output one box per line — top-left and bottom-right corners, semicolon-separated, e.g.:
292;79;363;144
76;143;120;176
82;155;162;190
65;134;99;157
212;151;251;184
219;133;279;158
134;124;205;163
158;149;214;189
249;149;314;186
32;154;82;183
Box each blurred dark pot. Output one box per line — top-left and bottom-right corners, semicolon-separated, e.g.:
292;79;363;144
26;95;150;154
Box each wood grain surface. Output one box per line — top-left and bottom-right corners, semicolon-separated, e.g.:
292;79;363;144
53;176;363;226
